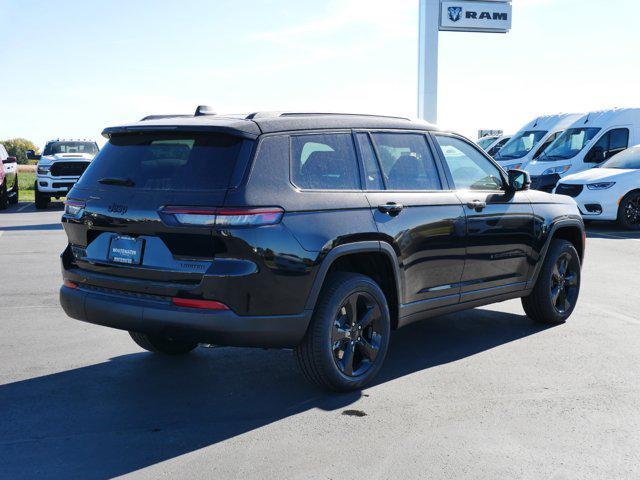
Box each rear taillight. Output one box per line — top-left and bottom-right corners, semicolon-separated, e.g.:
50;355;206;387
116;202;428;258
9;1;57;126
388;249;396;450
172;297;230;310
64;199;85;216
161;206;284;227
63;280;78;289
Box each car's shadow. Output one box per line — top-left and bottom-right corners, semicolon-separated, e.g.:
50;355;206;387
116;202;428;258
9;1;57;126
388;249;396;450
1;307;553;480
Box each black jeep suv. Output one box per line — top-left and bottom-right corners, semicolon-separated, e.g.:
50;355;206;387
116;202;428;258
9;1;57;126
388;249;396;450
60;108;585;391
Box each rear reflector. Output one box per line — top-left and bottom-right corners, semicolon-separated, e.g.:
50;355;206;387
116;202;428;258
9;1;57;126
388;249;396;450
161;206;283;227
63;280;78;289
172;297;230;310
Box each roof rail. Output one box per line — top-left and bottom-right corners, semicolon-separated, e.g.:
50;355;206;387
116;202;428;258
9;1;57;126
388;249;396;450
245;112;412;121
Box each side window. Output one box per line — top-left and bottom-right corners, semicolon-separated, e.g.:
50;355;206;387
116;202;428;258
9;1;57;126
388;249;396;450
586;128;629;163
533;132;560;159
434;135;504;191
608;128;629;158
355;133;384;190
291;134;360;190
370;133;441;191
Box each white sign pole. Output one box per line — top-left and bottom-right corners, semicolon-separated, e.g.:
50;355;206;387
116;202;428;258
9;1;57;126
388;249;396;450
417;0;440;124
418;0;512;124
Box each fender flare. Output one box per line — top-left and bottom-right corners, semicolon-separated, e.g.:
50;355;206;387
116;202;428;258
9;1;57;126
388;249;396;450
303;241;403;316
527;217;585;289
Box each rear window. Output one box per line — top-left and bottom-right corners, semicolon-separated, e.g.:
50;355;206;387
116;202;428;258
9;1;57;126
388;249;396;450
77;133;252;191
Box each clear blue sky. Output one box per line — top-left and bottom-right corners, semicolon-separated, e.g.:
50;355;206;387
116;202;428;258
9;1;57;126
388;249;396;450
1;0;639;147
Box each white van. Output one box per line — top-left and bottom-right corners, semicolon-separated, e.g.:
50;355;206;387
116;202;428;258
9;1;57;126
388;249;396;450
477;134;512;157
493;113;582;172
527;108;640;191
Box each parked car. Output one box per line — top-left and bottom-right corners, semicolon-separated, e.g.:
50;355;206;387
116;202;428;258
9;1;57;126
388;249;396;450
59;108;586;391
27;139;99;209
555;144;640;229
494;113;582;172
527;108;640;192
478;134;512;157
0;144;19;209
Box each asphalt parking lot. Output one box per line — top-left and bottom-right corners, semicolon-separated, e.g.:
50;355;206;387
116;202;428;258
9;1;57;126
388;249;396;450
1;201;639;480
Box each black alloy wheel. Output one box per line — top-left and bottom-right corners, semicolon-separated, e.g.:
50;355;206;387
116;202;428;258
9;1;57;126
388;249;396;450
331;291;384;377
550;252;579;315
619;192;640;230
295;272;391;391
522;239;581;324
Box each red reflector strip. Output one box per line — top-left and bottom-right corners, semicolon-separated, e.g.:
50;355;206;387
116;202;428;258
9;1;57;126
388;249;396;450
172;297;230;310
64;280;78;289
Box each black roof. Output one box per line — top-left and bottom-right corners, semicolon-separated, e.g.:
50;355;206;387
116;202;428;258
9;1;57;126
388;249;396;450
102;110;437;139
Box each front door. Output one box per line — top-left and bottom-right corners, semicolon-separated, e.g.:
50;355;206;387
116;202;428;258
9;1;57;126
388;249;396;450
355;131;466;316
431;134;535;302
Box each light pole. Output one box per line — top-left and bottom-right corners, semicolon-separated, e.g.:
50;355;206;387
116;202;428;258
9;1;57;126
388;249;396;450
417;0;512;124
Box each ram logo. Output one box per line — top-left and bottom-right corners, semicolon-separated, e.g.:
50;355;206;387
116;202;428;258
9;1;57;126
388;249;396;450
448;6;463;22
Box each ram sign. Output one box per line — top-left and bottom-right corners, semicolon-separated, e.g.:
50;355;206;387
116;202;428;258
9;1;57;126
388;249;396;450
440;1;512;33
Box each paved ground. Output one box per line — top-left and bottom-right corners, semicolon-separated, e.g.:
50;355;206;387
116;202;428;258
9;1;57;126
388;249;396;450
1;202;639;480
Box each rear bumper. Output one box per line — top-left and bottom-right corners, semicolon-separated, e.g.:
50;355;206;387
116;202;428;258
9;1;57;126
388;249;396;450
60;285;312;348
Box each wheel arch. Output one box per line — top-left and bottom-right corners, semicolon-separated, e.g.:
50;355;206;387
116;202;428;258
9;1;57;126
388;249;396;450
304;241;402;329
528;218;585;289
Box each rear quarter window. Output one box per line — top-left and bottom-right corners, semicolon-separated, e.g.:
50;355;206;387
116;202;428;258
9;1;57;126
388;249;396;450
290;133;360;190
77;133;252;191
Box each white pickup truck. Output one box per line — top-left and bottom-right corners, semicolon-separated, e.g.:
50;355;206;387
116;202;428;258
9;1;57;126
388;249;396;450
28;139;99;209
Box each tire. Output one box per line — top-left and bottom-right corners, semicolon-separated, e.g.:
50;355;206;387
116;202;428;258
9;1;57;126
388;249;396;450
617;191;640;230
0;180;7;210
34;182;50;210
9;174;19;204
522;239;581;324
129;331;198;355
294;272;391;392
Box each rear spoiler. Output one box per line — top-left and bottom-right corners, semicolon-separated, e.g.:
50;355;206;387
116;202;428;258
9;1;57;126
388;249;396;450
101;125;259;140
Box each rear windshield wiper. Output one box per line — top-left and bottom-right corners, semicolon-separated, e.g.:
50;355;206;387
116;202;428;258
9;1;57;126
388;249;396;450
98;177;135;187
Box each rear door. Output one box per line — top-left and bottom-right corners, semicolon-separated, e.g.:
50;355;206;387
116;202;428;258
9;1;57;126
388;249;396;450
357;131;466;315
431;133;535;301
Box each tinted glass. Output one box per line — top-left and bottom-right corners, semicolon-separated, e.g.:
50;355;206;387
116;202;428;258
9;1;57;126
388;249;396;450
494;130;547;160
78;133;249;191
356;133;384;190
291;134;359;190
487;137;510;157
586;128;629;163
541;127;601;160
371;133;441;191
533;131;560;159
43;141;99;156
608;128;629;158
435;135;503;191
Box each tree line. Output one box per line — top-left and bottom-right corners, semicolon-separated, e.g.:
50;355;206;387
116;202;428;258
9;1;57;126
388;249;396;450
1;138;39;164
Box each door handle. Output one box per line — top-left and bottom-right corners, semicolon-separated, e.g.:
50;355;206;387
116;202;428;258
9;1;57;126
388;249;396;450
467;200;487;211
378;202;404;215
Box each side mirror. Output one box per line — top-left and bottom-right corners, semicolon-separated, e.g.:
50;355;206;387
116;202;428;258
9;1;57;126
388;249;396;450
507;169;530;192
2;156;17;165
26;150;41;161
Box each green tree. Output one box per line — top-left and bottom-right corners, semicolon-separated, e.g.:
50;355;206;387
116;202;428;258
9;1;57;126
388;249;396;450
1;138;40;164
